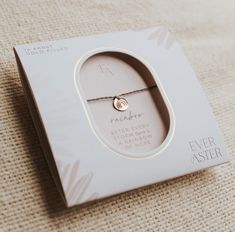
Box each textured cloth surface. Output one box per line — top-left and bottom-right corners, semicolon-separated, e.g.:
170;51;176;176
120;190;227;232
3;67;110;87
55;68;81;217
0;0;234;231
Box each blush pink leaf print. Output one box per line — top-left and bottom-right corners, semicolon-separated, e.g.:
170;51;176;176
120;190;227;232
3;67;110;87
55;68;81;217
56;159;99;206
148;27;175;49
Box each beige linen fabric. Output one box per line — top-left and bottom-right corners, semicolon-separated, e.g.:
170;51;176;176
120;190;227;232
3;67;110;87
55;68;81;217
0;0;234;231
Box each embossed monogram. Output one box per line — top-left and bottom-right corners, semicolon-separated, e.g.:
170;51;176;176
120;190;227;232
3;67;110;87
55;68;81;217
98;64;113;75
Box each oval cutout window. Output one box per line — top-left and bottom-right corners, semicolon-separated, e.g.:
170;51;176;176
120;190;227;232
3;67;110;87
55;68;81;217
76;51;171;159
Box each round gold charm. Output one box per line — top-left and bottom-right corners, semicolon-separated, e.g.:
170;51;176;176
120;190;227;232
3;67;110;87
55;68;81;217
113;96;128;111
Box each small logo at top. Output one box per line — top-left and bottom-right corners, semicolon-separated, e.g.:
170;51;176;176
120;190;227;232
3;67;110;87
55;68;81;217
98;64;113;75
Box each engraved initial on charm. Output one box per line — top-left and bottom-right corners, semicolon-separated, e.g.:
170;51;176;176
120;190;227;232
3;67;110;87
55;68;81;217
113;96;128;111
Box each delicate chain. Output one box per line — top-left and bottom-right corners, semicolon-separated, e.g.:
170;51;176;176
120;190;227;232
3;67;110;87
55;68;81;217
87;85;157;102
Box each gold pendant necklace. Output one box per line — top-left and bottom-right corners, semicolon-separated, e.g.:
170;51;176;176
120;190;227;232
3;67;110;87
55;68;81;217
87;85;157;112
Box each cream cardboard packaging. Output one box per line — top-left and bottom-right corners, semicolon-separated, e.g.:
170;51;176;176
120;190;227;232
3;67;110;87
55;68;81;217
14;27;230;207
